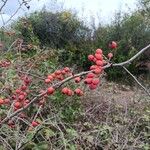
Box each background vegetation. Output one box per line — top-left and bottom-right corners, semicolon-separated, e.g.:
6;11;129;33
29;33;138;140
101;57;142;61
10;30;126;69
0;0;149;149
8;0;149;81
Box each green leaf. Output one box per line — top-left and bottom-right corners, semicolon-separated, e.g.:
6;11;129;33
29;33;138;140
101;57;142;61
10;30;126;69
44;128;55;139
68;144;76;150
66;128;78;137
33;142;49;150
0;146;4;150
26;131;36;141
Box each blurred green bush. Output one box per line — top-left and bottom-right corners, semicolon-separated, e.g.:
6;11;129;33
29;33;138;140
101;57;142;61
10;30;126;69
10;0;150;80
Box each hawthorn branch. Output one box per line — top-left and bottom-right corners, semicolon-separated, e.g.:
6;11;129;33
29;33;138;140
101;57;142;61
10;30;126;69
123;66;150;97
7;39;19;51
1;0;32;27
17;70;45;80
0;70;98;125
0;44;149;126
0;92;46;126
0;12;5;26
112;44;150;67
0;135;13;150
0;0;8;12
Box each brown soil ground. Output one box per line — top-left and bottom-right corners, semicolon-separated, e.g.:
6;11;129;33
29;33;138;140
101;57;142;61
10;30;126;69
81;81;150;123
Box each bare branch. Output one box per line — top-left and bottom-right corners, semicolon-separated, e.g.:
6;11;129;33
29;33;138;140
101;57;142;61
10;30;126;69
0;12;5;26
113;44;150;67
123;66;150;97
0;0;32;28
0;135;13;150
0;0;8;12
17;70;45;80
4;2;24;26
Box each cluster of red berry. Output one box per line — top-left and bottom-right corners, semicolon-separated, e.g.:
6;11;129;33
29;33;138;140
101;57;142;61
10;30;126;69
0;76;31;108
0;98;10;105
46;48;104;97
0;60;11;67
61;87;83;96
0;41;117;128
0;76;31;110
12;76;31;110
43;42;117;98
86;48;104;89
46;68;84;97
45;67;71;83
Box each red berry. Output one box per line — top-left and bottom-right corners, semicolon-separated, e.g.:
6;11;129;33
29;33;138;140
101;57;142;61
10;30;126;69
18;94;25;101
51;73;56;78
23;92;27;97
0;99;4;105
24;77;31;85
56;75;64;80
109;41;117;49
60;76;64;80
89;84;97;90
87;73;95;78
88;55;94;61
90;65;97;70
31;121;39;127
45;78;51;83
55;70;62;75
74;88;81;94
84;78;92;84
21;85;27;91
61;87;69;94
74;77;81;83
79;90;83;96
74;88;83;96
47;87;55;95
9;124;15;128
108;53;113;59
61;70;66;75
16;89;21;94
94;68;102;74
93;57;97;62
8;120;15;126
12;95;16;99
14;102;22;109
47;75;53;80
4;98;10;104
96;49;103;54
24;100;29;106
95;53;103;60
64;67;70;72
25;99;30;104
92;78;100;85
67;89;73;96
96;60;103;66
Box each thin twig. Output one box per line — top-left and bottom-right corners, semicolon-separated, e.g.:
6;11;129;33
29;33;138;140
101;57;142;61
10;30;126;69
0;0;8;12
113;44;150;67
32;106;42;121
0;135;13;150
2;2;24;26
7;39;19;51
0;13;5;26
17;70;45;80
123;66;150;97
